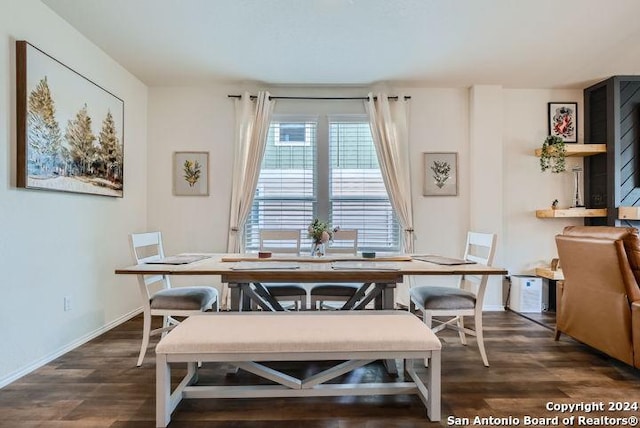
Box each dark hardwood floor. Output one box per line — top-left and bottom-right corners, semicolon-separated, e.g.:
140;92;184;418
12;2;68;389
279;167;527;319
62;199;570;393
1;310;640;427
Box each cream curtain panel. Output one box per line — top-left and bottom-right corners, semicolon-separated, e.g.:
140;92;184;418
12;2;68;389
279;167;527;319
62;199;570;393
366;92;413;307
224;91;274;307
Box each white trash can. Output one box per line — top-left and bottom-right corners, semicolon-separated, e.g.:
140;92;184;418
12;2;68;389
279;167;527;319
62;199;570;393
509;275;543;313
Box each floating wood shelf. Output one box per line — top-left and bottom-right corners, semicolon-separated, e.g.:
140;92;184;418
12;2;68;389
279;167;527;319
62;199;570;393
535;267;564;281
534;143;607;157
535;208;607;218
618;206;640;220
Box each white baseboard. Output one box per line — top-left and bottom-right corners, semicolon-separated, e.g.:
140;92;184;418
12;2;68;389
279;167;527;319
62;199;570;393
0;307;142;389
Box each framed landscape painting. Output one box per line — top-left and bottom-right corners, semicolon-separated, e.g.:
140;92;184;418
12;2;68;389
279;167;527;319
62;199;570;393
173;151;209;196
16;41;124;197
548;102;577;143
423;152;458;196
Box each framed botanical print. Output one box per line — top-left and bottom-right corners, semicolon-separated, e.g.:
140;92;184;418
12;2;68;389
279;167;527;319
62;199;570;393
548;102;578;143
423;152;458;196
173;151;209;196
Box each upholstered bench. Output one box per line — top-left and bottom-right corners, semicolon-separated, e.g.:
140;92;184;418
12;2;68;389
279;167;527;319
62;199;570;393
155;311;441;427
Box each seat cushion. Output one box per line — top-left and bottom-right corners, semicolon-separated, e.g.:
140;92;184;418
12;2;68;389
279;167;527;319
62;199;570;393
265;284;306;297
410;286;476;310
151;286;218;311
311;283;360;297
157;312;442;354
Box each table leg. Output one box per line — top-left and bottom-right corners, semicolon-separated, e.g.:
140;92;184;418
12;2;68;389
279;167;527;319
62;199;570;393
251;282;285;311
340;283;371;310
229;283;241;312
240;284;252;311
375;286;383;310
382;283;396;310
383;358;398;377
238;283;275;311
354;284;383;310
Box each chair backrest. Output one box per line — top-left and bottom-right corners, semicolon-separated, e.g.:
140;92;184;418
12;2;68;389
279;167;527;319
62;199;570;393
326;229;358;255
555;226;639;365
130;232;171;298
562;226;640;299
461;231;497;296
131;231;165;263
259;229;301;254
464;231;496;267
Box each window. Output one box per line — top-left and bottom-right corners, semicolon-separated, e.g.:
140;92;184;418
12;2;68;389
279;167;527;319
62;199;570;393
244;118;317;250
329;119;399;250
274;122;311;146
244;115;400;252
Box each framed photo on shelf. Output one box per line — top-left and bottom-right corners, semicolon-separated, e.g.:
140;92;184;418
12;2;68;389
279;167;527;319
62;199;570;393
173;151;209;196
548;102;578;143
423;152;458;196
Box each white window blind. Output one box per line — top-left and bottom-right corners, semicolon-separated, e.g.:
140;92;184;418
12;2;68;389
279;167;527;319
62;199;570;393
244;119;317;250
244;115;400;252
329;120;400;251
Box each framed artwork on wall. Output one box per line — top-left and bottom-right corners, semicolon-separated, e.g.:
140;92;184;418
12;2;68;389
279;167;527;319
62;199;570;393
423;152;458;196
173;151;209;196
16;40;124;197
548;102;578;143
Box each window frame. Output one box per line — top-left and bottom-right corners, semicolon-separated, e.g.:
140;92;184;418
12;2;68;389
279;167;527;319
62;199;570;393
274;122;312;147
244;113;400;252
326;115;400;252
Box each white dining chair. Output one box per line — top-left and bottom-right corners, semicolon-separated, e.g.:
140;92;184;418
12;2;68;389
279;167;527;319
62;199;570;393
310;229;362;309
258;229;307;310
130;231;218;366
409;231;497;366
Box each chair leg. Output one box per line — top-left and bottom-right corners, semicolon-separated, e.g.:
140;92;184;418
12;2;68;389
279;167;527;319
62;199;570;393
423;310;433;367
422;310;433;329
137;309;152;367
457;316;467;345
161;315;171;338
475;313;489;367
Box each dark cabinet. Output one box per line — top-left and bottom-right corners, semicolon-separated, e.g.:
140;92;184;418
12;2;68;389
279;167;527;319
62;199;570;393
584;76;640;226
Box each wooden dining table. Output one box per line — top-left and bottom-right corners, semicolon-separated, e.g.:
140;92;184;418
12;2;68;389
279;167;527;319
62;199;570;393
115;253;508;311
116;253;507;376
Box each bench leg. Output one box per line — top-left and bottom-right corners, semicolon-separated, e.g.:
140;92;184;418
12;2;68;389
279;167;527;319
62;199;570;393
426;351;441;421
406;355;440;422
156;354;171;428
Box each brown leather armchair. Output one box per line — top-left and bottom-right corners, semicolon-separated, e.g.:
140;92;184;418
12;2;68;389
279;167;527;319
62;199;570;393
555;226;640;368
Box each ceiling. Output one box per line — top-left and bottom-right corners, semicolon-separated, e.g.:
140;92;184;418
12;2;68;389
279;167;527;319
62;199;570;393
42;0;640;89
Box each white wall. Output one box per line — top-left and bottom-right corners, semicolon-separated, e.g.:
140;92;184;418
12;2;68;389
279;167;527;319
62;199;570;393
147;85;474;259
469;85;505;310
0;0;148;386
147;85;235;252
0;0;595;389
147;84;584;310
503;89;585;274
146;85;239;294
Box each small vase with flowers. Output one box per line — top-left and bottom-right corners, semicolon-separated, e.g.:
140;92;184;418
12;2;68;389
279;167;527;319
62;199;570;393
307;218;339;257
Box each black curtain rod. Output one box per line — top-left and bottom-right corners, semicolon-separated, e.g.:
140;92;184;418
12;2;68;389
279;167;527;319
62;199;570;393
227;95;411;101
